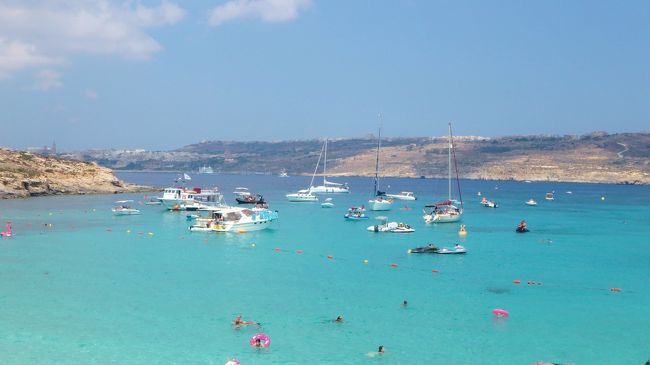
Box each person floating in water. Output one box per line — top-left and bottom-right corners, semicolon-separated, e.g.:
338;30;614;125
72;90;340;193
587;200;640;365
253;338;264;348
334;315;344;323
232;315;258;327
378;345;385;354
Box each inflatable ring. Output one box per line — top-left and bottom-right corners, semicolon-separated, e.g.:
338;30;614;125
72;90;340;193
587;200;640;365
250;333;271;348
492;308;509;317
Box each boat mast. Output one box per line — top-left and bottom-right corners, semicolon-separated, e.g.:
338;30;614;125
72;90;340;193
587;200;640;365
309;141;326;191
448;123;452;201
449;122;464;210
323;138;327;184
373;115;382;197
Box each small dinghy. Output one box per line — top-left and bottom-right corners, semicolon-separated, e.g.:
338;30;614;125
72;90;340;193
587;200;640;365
525;199;537;206
367;217;415;233
236;194;265;205
344;206;368;220
321;198;334;208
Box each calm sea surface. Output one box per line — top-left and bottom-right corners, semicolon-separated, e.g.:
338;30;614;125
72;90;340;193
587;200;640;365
1;172;649;365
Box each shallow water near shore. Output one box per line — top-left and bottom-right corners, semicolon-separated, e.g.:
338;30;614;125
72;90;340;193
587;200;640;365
1;173;649;365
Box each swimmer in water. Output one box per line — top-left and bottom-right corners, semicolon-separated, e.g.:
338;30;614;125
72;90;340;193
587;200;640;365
378;345;385;354
366;345;385;357
403;300;408;307
334;315;344;323
232;315;259;327
254;338;263;348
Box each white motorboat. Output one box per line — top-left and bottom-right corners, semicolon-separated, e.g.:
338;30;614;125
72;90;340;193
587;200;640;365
233;187;251;198
369;122;393;211
525;198;537;206
189;207;278;233
112;200;140;215
545;192;555;201
279;171;289;177
321;198;335;208
367;217;415;233
310;139;350;194
423;123;464;223
386;191;417;201
198;166;214;174
159;187;224;210
480;198;498;208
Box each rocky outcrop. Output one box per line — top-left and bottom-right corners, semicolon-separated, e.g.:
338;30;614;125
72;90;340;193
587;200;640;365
0;148;155;199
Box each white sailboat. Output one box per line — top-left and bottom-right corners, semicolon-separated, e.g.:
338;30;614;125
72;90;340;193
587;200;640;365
286;141;324;202
423;123;463;223
309;139;350;193
368;123;393;211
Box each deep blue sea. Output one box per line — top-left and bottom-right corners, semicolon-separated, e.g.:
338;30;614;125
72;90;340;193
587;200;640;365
1;172;649;365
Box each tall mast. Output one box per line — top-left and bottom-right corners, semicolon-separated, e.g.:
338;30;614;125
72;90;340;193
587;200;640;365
373;115;382;196
448;123;452;201
323;138;327;184
309;140;326;191
449;122;464;211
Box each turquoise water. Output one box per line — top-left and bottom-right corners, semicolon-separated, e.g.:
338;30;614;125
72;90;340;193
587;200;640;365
1;173;649;365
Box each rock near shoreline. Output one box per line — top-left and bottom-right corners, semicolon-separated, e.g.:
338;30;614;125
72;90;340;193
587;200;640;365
0;148;155;199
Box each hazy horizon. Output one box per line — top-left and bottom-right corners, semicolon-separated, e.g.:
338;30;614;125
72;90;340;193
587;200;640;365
2;0;648;150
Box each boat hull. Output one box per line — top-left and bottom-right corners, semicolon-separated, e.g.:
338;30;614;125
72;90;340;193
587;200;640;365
423;212;462;223
386;194;416;201
310;186;350;194
286;193;318;202
368;199;392;211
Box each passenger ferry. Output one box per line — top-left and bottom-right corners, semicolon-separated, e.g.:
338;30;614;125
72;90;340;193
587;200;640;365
159;187;224;210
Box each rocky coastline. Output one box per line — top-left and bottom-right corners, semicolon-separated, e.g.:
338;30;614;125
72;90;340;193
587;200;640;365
0;148;156;199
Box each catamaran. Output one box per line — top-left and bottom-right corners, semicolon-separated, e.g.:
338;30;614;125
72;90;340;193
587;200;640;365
309;139;350;194
368;124;393;211
423;123;464;223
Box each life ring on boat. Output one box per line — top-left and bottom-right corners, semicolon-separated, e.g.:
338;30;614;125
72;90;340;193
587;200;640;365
492;308;509;318
250;333;271;348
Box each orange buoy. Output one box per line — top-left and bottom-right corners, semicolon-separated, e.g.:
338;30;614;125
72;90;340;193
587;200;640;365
431;269;439;273
610;287;621;292
389;263;398;268
513;280;521;284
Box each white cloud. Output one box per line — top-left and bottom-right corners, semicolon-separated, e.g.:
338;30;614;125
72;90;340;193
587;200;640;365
208;0;311;26
0;1;186;79
33;69;63;90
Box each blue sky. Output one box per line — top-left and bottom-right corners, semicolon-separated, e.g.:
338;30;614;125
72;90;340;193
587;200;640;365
1;0;648;151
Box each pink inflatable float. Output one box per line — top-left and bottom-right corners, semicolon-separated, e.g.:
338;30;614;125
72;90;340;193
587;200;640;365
492;308;509;318
250;333;271;348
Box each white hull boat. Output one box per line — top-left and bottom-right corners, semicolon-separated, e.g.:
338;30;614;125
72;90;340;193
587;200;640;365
368;198;392;211
189;207;278;233
423;210;461;223
160;187;224;210
367;221;415;233
286;192;318;202
386;192;416;201
112;200;140;215
525;199;537;206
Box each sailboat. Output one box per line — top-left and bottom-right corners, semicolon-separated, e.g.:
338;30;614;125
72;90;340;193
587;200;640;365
285;141;324;202
423;123;463;223
368;125;393;211
309;139;350;193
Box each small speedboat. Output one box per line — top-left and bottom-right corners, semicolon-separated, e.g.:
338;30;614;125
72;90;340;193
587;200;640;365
545;192;555;201
236;194;265;205
112;200;140;215
525;199;537;206
435;245;467;254
344;207;368;220
484;201;498;208
321;198;334;208
367;218;415;233
408;244;439;253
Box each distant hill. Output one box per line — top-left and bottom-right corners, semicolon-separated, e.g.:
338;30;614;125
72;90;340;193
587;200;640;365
62;132;650;185
0;148;153;198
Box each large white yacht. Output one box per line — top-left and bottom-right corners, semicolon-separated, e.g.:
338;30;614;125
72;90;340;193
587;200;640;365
189;207;278;233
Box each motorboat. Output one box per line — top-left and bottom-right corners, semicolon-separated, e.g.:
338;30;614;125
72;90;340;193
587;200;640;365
309;139;350;194
386;191;417;201
369;123;393;211
159;187;225;210
525;198;537;206
423;123;464;223
144;197;162;205
321;198;334;208
112;200;140;215
367;217;415;233
481;198;498;208
236;194;265;205
408;244;439;253
279;170;289;177
545;192;555;201
434;245;467;254
189;207;278;233
198;166;214;174
344;206;368;220
286;190;318;202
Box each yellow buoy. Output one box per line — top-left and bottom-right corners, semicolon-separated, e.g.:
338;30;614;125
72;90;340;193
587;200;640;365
458;224;467;236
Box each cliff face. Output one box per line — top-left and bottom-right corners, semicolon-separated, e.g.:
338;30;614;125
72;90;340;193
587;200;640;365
0;149;154;199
